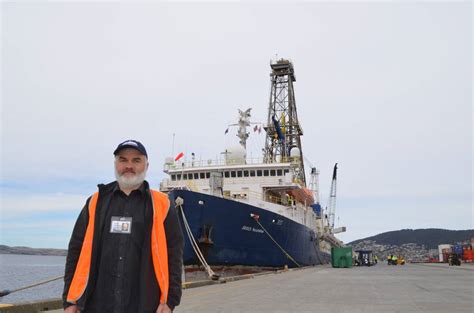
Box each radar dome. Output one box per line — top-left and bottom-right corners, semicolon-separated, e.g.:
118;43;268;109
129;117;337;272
290;147;301;157
225;145;246;165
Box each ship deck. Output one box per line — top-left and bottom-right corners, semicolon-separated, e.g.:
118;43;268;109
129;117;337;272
39;263;473;313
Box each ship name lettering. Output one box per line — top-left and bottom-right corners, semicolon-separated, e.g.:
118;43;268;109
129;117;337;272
241;225;264;234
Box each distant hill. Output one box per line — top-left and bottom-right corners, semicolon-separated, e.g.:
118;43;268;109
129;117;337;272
349;229;474;249
0;245;67;256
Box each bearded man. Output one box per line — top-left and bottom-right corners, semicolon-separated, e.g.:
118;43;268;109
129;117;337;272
63;140;184;313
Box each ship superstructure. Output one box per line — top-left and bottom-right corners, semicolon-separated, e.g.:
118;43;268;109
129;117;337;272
160;59;343;268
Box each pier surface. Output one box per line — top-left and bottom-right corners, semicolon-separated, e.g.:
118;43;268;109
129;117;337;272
175;263;473;313
46;263;473;313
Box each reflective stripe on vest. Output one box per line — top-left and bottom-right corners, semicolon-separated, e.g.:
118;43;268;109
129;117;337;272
66;192;99;303
67;189;170;305
150;190;170;304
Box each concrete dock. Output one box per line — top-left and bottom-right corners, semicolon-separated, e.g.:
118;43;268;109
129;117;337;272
174;263;473;313
42;263;472;313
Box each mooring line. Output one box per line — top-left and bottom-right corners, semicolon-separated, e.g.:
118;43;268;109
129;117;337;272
0;275;63;297
176;197;219;280
250;214;301;268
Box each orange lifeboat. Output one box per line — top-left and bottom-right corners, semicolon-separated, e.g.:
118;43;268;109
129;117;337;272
288;187;315;205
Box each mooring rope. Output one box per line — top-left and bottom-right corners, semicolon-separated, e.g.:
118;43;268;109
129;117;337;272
175;197;219;280
0;275;63;297
250;214;301;268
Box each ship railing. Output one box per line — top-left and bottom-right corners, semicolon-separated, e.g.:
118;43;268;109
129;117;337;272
165;157;264;170
230;190;317;227
162;176;292;189
224;189;285;206
164;156;300;171
160;180;199;192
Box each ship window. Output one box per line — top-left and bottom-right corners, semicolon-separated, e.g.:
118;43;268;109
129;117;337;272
277;169;283;176
183;173;188;180
237;171;243;177
177;174;181;180
243;170;249;177
171;174;176;181
264;170;269;176
231;171;236;178
257;170;262;176
206;172;210;179
284;169;289;174
270;169;276;176
224;171;230;178
250;170;256;177
194;173;199;179
200;172;205;179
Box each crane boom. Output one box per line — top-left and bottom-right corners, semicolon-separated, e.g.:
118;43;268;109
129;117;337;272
327;163;338;230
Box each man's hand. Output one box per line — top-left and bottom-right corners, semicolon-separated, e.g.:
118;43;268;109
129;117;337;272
64;305;79;313
156;303;172;313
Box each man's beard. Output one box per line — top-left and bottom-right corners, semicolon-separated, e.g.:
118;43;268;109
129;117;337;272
115;169;147;189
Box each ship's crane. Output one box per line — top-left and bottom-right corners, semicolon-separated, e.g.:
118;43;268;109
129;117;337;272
326;163;345;234
327;163;338;229
304;156;320;205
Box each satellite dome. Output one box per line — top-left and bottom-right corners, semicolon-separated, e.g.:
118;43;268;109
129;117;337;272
225;145;246;165
290;147;301;157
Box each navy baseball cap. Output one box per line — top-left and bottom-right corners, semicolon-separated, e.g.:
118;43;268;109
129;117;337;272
113;140;148;158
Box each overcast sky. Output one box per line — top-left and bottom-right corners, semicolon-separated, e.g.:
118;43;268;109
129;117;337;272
1;1;472;248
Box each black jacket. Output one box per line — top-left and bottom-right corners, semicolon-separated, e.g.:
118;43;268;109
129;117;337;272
62;181;184;312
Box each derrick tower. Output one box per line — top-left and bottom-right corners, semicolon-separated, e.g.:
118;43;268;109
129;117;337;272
263;59;306;185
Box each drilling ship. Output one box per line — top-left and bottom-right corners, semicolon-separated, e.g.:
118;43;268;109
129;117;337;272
160;59;344;268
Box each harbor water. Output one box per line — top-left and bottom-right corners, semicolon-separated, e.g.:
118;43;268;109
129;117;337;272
0;254;65;304
0;254;270;304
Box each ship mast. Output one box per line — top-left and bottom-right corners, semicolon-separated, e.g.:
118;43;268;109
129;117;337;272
263;59;306;185
236;108;252;149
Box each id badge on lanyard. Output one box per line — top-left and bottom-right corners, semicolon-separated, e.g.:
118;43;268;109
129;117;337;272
110;216;132;234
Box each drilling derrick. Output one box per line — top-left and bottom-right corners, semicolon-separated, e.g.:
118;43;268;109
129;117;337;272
263;59;306;185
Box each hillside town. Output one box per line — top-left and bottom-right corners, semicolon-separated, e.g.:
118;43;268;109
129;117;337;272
349;240;434;262
350;237;474;263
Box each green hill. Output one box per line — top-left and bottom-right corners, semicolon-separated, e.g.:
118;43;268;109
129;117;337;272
349;229;474;249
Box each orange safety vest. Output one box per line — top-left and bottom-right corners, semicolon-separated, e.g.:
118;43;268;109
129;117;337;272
66;189;170;305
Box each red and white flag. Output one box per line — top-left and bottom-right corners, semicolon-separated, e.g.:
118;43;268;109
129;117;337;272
175;152;184;161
